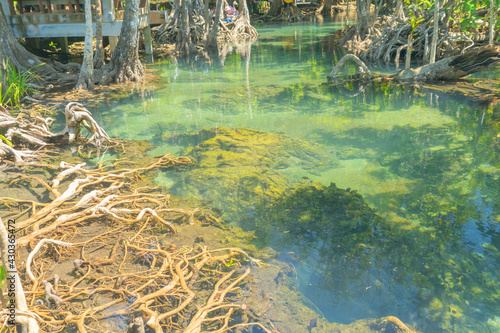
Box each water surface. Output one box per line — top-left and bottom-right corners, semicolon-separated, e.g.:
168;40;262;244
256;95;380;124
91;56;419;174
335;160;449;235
94;21;500;332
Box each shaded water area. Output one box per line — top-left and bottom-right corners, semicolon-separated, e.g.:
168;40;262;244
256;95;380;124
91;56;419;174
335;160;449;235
89;21;500;332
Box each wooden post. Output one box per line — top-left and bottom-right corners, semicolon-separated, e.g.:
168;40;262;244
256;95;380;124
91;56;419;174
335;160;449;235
143;0;153;63
26;38;41;50
66;0;74;12
57;37;69;53
109;36;118;53
1;0;14;15
205;0;209;33
102;0;116;53
429;0;439;64
35;0;45;12
101;0;115;22
143;26;153;63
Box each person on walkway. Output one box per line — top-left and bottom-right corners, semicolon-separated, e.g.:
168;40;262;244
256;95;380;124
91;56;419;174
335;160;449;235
283;0;293;17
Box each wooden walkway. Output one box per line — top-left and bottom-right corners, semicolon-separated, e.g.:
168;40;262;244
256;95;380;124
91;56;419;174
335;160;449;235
1;0;167;57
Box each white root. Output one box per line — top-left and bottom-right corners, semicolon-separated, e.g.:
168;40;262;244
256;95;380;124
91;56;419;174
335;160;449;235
0;217;40;332
0;141;37;163
0;102;110;164
59;102;110;147
329;54;372;78
26;239;73;282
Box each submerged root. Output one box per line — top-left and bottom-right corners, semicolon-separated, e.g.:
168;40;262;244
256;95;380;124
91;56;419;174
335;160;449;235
0;103;110;164
0;150;273;333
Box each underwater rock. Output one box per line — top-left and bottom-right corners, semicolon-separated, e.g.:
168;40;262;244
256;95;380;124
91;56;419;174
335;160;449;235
168;127;337;220
255;182;382;242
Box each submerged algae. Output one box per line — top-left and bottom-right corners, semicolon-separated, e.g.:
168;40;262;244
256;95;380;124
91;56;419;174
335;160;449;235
250;182;500;332
167;127;337;220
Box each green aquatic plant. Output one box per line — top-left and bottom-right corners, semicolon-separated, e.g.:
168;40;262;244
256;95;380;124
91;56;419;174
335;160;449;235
168;127;337;222
224;259;236;267
0;134;12;147
0;61;40;108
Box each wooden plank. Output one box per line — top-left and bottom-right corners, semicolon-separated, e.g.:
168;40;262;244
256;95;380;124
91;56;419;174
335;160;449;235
9;21;122;37
17;0;23;14
109;35;118;52
9;12;100;24
37;0;45;13
19;0;97;6
67;0;74;12
148;10;167;24
101;0;114;22
2;0;16;15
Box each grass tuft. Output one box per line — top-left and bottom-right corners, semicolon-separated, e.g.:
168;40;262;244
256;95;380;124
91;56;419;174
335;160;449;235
0;61;40;108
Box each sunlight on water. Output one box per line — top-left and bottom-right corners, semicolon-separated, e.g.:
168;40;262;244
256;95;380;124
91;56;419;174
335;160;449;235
95;21;500;332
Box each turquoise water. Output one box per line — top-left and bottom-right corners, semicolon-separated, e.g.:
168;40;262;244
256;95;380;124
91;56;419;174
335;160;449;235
93;21;500;332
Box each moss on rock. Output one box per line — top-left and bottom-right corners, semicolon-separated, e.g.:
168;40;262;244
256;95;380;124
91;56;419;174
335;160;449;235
169;127;337;220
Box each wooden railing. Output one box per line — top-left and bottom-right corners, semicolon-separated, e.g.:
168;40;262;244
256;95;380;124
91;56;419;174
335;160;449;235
6;0;146;15
7;0;98;14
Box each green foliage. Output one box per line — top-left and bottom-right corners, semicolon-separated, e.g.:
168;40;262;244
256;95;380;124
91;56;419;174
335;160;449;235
0;265;5;289
0;61;40;108
0;134;12;147
258;1;270;14
408;14;425;30
48;41;57;50
224;259;236;267
406;0;500;36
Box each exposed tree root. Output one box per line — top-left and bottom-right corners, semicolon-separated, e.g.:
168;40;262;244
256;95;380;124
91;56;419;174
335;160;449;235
0;148;275;333
154;0;258;54
329;54;372;79
155;0;208;55
344;5;484;65
0;217;40;332
0;103;110;163
218;0;258;42
330;46;500;82
395;45;500;81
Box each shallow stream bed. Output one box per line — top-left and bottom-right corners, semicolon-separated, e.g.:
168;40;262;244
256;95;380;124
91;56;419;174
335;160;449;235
88;21;500;332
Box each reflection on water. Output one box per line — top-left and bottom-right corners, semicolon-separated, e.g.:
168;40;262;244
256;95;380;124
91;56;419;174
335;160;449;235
94;21;500;332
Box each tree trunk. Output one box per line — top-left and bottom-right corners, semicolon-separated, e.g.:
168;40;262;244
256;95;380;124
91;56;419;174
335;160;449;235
94;0;105;69
395;46;500;81
157;0;207;51
0;6;57;77
176;0;196;55
96;0;144;84
394;0;404;19
355;0;370;40
269;0;282;16
405;33;412;70
227;0;257;40
0;47;6;100
75;0;94;90
429;0;439;64
315;0;333;15
489;0;496;45
204;0;209;34
207;0;223;48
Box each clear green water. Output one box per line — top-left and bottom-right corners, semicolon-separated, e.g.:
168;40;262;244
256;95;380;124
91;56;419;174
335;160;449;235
93;22;500;332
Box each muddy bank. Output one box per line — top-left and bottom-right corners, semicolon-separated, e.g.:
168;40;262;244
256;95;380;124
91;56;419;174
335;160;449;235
0;118;415;332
